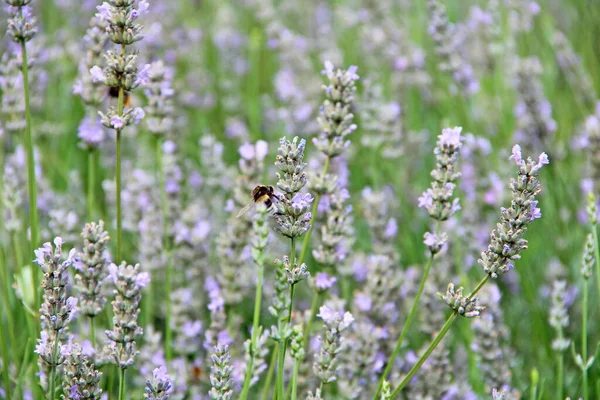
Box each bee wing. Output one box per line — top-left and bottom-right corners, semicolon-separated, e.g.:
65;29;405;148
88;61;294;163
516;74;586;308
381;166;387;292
236;202;253;218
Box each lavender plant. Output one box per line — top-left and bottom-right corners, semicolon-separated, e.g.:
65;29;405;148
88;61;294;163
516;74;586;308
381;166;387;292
61;343;103;400
91;0;150;261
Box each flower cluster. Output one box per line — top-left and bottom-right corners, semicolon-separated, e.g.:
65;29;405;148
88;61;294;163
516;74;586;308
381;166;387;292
145;366;173;400
313;61;359;157
6;1;38;43
581;233;595;280
479;145;548;278
35;238;78;372
105;262;149;369
549;280;571;352
273;136;313;238
513;57;557;153
74;221;111;318
440;283;485;318
144;60;175;136
418;126;464;253
313;305;354;384
427;0;479;95
92;0;150;130
209;344;233;400
62;343;103;400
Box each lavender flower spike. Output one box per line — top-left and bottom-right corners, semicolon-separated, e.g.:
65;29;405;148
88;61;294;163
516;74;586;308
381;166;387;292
35;237;78;387
62;343;103;400
313;62;359;158
145;366;173;400
105;262;149;369
74;221;111;318
313;305;354;384
209;344;234;400
479;145;549;278
440;283;485;318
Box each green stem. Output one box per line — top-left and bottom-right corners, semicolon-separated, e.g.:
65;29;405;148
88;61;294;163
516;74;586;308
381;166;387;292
261;348;278;400
0;306;10;400
556;353;563;400
90;316;96;349
20;36;39;305
290;360;300;400
592;225;600;313
239;255;265;400
582;279;588;400
298;156;330;266
87;149;96;221
302;292;320;351
389;312;458;398
115;91;124;262
154;137;173;362
118;368;126;400
374;251;436;398
276;338;286;400
388;275;489;399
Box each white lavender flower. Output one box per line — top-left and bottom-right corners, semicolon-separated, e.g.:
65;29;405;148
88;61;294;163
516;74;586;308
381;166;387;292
549;280;570;352
581;233;595;279
105;262;149;369
427;0;479;95
35;238;78;379
479;145;548;278
62;343;103;400
418;126;464;252
440;283;485;318
145;366;173;400
313;305;354;384
513;57;556;153
209;344;233;400
144;60;175;137
74;221;110;318
313;61;359;158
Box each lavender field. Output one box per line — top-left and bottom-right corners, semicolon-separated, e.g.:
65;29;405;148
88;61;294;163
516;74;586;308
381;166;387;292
0;0;599;399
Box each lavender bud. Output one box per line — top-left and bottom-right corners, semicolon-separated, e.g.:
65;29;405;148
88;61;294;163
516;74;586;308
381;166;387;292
439;283;485;318
479;145;548;278
380;381;392;400
144;366;173;400
144;60;175;136
209;344;233;400
241;328;269;387
313;61;359;158
62;343;103;400
105;262;149;369
313;305;354;383
289;324;305;360
269;258;291;321
74;221;111;318
581;233;595;280
587;191;597;225
306;388;323;400
423;231;448;255
281;255;310;285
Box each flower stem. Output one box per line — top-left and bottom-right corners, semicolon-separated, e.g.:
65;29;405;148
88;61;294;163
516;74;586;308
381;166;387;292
388;275;489;399
298;156;330;266
118;368;126;400
87;149;96;221
240;252;265;400
556;352;564;400
375;250;437;397
154;136;173;362
115;44;125;262
276;338;286;400
20;37;39;304
290;359;300;400
582;278;589;400
591;225;600;313
261;348;278;400
90;316;96;349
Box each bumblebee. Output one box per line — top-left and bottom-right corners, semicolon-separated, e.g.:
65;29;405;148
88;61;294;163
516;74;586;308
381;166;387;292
108;86;132;107
237;185;280;218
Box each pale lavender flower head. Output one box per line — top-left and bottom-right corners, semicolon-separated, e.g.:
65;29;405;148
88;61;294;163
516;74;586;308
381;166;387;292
78;117;105;148
314;272;337;291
